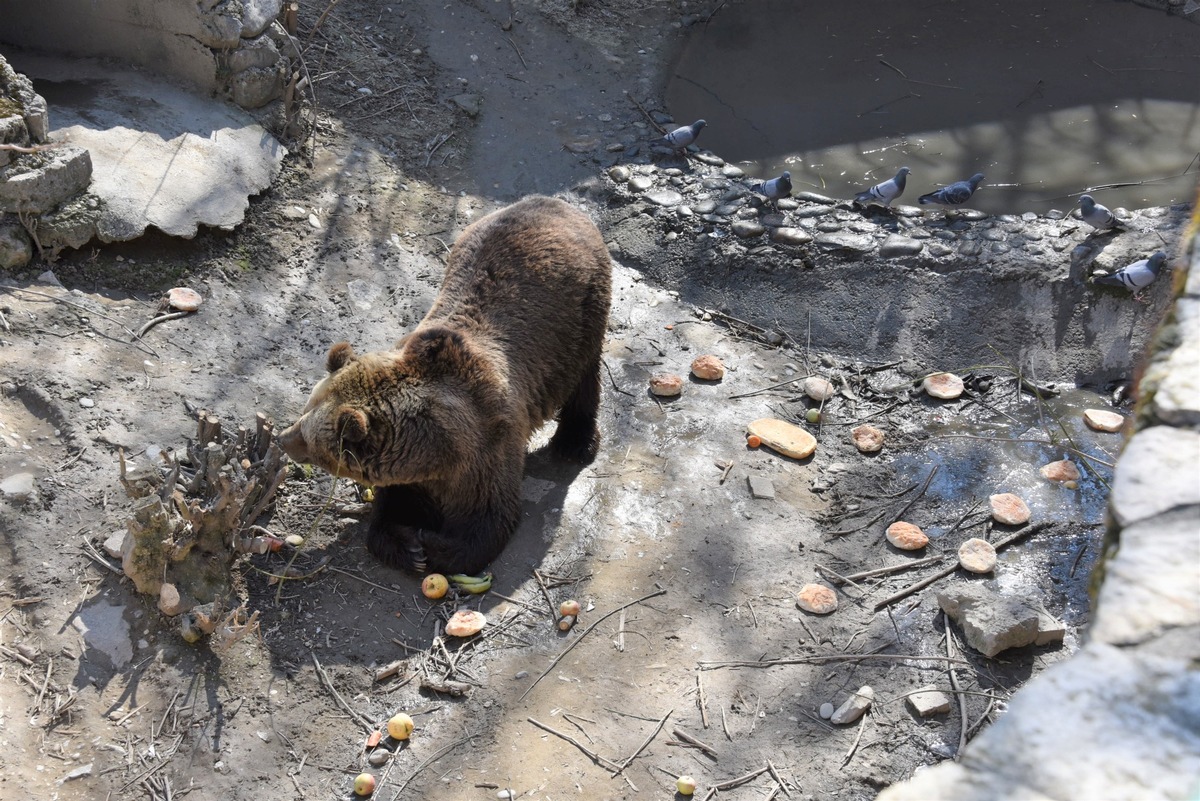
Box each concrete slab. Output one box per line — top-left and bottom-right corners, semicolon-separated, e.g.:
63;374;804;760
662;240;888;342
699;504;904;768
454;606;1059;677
10;52;284;241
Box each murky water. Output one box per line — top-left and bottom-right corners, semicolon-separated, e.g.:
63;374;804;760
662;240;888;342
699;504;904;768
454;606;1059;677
667;0;1200;214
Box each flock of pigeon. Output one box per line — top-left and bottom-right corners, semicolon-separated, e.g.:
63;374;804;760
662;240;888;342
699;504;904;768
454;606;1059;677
660;119;1169;296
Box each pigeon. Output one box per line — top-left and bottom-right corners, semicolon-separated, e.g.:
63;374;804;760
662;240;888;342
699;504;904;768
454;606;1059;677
1079;194;1118;231
662;119;706;151
1092;251;1167;294
749;171;792;207
854;166;910;208
918;172;985;208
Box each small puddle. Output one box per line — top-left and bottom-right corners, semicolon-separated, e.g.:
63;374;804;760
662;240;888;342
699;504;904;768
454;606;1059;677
667;0;1200;214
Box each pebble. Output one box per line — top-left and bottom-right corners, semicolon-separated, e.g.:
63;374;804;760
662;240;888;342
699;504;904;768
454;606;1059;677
746;418;817;460
796;583;838;614
759;212;786;228
368;750;390;767
794;191;837;205
628;175;654;192
886;521;929;551
690;354;725;381
103;533;125;559
879;235;923;257
648;373;683;397
607;165;631;183
158;583;187;616
819;702;835;719
958;537;998;573
1084;408;1125;432
831;686;874;724
850;424;884;453
693;152;724;166
721;165;745;178
1040;459;1081;483
803;376;836;402
923;372;964;400
693;200;717;214
906;687;952;717
959;240;983;256
645;190;683;207
79;397;96;408
0;472;35;501
770;227;813;246
731;220;765;238
989;492;1031;525
814;232;875;252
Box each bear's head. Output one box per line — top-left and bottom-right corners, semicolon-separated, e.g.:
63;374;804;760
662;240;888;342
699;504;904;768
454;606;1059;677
278;329;497;487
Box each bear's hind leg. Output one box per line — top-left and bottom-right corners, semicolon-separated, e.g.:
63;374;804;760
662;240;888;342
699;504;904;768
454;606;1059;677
549;358;601;463
365;485;440;574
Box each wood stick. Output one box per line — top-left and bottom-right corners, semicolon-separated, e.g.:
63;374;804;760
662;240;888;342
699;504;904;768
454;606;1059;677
835;555;944;583
696;671;709;729
945;613;968;760
840;712;869;769
672;727;718;759
699;652;970;670
312;653;374;733
527;718;620;771
519;588;666;701
767;759;792;796
715;765;769;790
135;311;190;339
391;735;475;798
721;707;732;741
612;708;672;777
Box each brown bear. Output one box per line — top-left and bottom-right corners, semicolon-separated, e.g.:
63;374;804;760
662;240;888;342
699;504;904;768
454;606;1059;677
277;195;612;575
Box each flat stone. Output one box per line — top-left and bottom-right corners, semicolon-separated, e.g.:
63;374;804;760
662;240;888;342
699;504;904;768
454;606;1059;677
851;424;884;453
746;418;817;460
796;583;838;614
880;234;923;257
628;175;653;192
731;220;765;238
17;54;285;241
0;472;35;501
989;493;1031;525
886;521;929;550
938;584;1039;657
906;687;952;717
0;144;93;214
831;685;874;724
1109;426;1200;528
803;376;836;401
815;232;875;252
1083;408;1125;432
958;537;998;573
645;190;683;207
748;475;775;500
770;227;812;246
1040;459;1081;483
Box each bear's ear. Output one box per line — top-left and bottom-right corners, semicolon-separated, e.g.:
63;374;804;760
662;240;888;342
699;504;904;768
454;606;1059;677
327;342;357;373
335;406;369;444
409;327;469;371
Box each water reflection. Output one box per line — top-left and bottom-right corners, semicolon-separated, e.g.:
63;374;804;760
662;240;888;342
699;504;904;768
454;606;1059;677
666;0;1200;214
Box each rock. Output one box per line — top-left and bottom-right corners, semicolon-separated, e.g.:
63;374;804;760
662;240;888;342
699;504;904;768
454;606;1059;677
103;533;126;559
731;220;765;238
759;212;786;228
803;376;836;402
648;373;683;397
989;493;1031;525
748;475;775;500
958;538;998;573
906;687;952;717
886;521;929;551
1083;408;1125;433
819;702;835;720
608;166;631;183
450;93;482;117
0;218;32;269
79;398;95;408
796;583;838;614
831;686;874;724
923;372;965;399
690;354;725;381
1040;459;1081;483
938;584;1039;657
794;191;838;205
158;583;190;616
367;749;390;767
0;145;93;215
1034;607;1066;646
721;165;745;178
851;424;884;453
224;34;282;73
241;0;284;37
34;193;103;250
0;472;35;501
628;175;654;193
646;190;683;207
746;418;817;459
814;232;875;252
880;234;924;257
770;227;813;246
693;152;724;166
1109;427;1200;528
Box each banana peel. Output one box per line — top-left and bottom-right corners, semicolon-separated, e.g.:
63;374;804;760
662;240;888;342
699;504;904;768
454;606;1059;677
449;573;493;594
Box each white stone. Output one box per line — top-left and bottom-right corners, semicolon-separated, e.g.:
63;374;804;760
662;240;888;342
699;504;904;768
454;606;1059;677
1151;298;1200;426
1109;427;1200;527
830;685;874;724
0;472;35;501
906;687;952;717
819;702;834;719
938;585;1039;658
103;533;127;559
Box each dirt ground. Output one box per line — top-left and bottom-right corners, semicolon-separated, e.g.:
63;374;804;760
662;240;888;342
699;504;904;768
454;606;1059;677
0;2;1157;800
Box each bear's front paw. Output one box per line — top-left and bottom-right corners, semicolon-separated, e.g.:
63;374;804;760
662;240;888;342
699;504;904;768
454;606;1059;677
366;523;429;574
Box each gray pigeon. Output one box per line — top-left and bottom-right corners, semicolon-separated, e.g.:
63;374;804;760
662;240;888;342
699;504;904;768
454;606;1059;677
662;119;706;151
854;167;910;208
918;173;985;207
1079;194;1118;230
1092;251;1167;293
750;171;792;206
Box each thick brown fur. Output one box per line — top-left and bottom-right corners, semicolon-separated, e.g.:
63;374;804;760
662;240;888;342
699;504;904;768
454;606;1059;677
277;196;612;574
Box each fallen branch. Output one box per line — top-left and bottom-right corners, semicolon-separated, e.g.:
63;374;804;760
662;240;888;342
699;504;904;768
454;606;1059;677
134;311;190;339
612;708;672;777
519;587;666;701
0;142;61;153
840;711;869;769
945;612;968;759
672;727;718;759
527;717;621;771
699;651;969;671
832;555;945;584
391;735;475;798
312;653;374;733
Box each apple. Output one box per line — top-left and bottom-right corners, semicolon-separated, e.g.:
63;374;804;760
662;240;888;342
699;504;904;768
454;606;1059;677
559;599;581;617
353;773;376;796
421;574;449;600
677;775;697;795
387;712;414;740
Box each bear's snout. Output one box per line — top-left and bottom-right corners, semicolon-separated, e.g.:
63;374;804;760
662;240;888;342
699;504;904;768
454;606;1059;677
277;422;309;463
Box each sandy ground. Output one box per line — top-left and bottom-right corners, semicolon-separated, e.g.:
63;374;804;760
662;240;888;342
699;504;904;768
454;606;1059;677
0;2;1153;800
